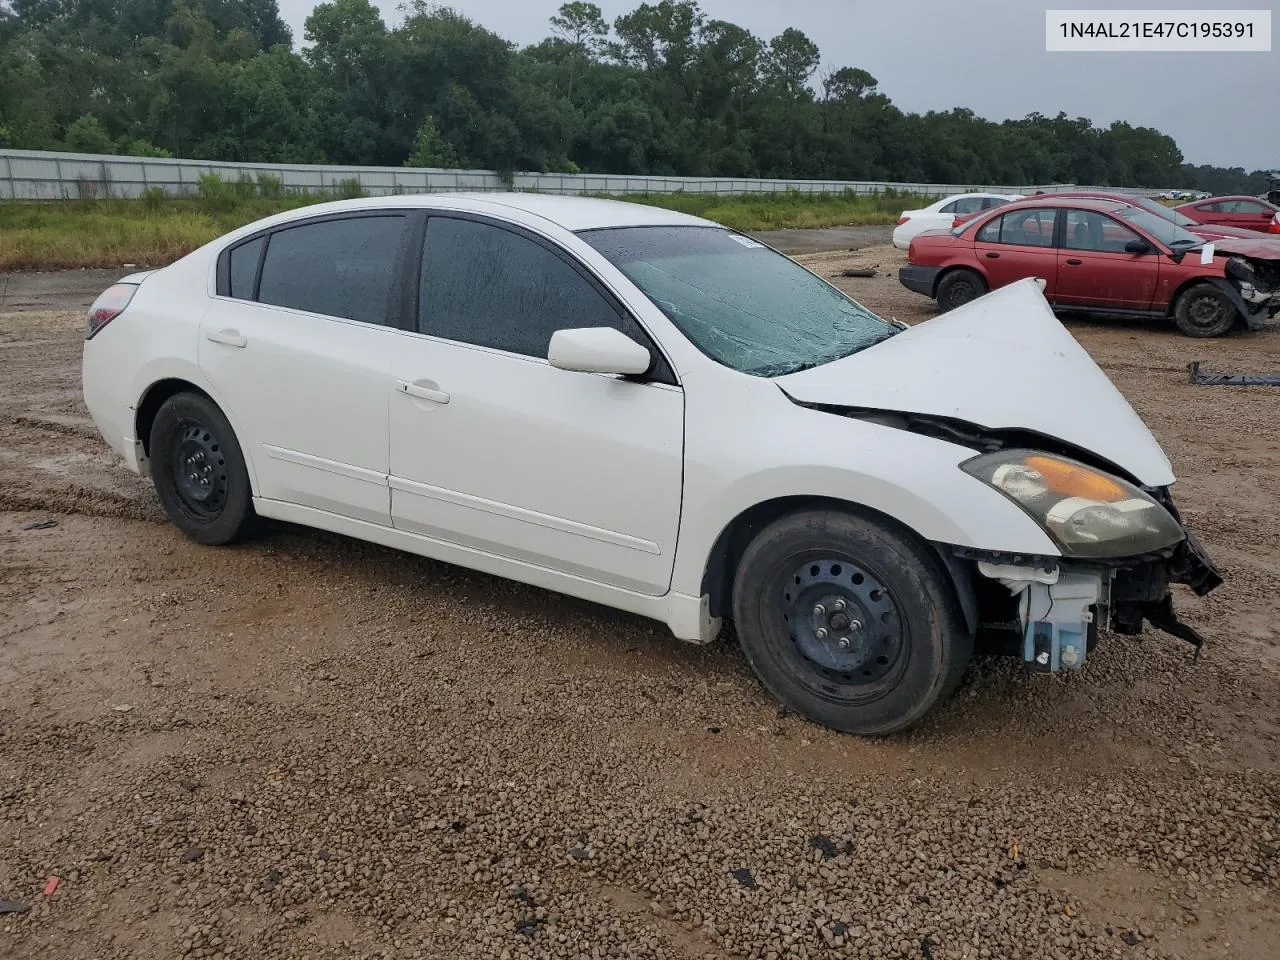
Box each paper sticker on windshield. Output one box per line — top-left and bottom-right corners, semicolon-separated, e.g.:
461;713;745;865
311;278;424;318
728;234;764;249
1200;243;1215;265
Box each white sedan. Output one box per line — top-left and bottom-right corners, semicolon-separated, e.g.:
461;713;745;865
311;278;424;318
892;193;1022;249
81;193;1221;735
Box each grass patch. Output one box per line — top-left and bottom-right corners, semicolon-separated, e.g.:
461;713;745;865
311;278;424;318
0;188;911;271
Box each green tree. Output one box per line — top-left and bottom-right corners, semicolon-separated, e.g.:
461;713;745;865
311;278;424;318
64;113;114;153
405;115;459;167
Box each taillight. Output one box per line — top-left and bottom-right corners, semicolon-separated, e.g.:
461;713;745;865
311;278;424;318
1269;215;1280;234
908;241;916;261
897;216;910;226
84;283;137;340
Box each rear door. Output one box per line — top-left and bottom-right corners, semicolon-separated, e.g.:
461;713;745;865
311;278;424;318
200;213;410;525
971;207;1061;296
1054;209;1159;310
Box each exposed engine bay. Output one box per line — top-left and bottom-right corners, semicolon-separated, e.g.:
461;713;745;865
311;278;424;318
1222;254;1280;329
808;403;1224;671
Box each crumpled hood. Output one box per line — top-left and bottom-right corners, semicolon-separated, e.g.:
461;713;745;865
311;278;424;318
1210;236;1280;260
775;279;1175;486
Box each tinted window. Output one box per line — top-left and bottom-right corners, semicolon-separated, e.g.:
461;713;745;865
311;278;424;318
1064;210;1144;252
419;217;625;359
981;197;1008;209
257;215;407;324
228;237;263;299
976;209;1058;246
1219;199;1268;214
938;200;958;214
953;197;986;215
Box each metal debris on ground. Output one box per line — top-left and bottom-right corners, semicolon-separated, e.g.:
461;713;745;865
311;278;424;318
730;867;758;889
841;268;877;278
1188;361;1280;386
0;900;30;914
22;519;57;530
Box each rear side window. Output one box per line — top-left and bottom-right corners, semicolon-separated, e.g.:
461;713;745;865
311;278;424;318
256;215;407;325
952;197;985;215
419;216;624;358
228;237;263;299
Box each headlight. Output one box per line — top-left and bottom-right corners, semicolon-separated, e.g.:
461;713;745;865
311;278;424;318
962;450;1185;558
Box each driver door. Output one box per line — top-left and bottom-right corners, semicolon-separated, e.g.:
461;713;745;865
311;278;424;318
387;214;684;596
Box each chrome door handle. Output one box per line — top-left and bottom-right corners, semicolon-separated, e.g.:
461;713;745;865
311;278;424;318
397;380;450;404
206;328;247;348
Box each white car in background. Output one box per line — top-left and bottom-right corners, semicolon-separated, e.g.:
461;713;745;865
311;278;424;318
892;193;1022;249
81;193;1221;736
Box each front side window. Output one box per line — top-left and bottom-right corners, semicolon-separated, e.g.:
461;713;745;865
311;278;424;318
1114;206;1203;248
1063;210;1144;253
418;216;629;359
256;215;407;325
580;226;895;378
1219;199;1268;214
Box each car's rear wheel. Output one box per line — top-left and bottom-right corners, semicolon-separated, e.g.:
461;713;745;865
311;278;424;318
1174;283;1238;338
936;269;986;312
149;392;254;545
731;508;972;736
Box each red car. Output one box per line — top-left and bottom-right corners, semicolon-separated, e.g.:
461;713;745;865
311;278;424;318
1175;195;1280;234
1053;191;1279;242
899;197;1280;337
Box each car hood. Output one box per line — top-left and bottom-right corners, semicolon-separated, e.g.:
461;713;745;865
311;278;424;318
774;279;1175;486
1210;236;1280;259
1189;223;1270;240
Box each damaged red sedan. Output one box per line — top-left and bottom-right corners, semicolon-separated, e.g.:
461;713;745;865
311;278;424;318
899;197;1280;337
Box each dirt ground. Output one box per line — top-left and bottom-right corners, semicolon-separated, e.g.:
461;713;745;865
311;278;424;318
1;239;1278;960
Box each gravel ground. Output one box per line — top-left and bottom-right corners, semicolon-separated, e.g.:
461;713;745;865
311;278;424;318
1;243;1278;960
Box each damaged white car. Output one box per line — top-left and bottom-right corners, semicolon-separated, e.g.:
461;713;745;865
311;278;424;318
80;194;1222;735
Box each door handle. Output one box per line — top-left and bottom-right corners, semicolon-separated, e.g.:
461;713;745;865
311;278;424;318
1066;258;1083;265
397;380;450;404
985;252;1000;259
206;328;247;348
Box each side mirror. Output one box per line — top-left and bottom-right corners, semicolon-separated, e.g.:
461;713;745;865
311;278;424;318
1124;239;1152;254
548;327;652;377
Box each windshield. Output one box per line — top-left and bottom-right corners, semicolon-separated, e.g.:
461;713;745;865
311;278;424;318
1114;207;1204;247
579;226;896;377
1127;194;1199;227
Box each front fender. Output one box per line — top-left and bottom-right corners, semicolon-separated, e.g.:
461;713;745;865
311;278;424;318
670;409;1061;598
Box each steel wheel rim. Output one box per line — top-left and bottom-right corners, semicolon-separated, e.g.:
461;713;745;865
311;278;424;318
1186;294;1224;330
781;557;905;687
171;420;229;520
947;281;975;306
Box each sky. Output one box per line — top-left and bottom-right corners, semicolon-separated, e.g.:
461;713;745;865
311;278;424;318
276;0;1279;172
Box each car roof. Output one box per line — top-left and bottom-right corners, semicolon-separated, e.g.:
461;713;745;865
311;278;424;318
258;192;721;233
998;196;1129;213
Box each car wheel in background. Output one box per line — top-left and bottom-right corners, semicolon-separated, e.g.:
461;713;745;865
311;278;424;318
731;508;972;736
149;392;255;545
935;269;986;312
1173;283;1239;338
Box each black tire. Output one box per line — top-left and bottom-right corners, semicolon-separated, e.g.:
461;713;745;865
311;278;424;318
149;391;254;545
731;509;972;736
1173;283;1239;338
935;269;986;312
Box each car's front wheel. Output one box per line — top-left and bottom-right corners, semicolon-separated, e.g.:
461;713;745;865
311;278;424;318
731;508;972;736
1173;283;1239;338
149;391;254;545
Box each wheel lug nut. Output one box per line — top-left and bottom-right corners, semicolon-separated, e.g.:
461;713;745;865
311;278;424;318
850;619;864;632
813;604;825;617
833;599;846;611
816;627;829;640
838;637;851;650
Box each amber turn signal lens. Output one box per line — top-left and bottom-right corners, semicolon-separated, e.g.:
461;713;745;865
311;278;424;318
1025;455;1128;502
